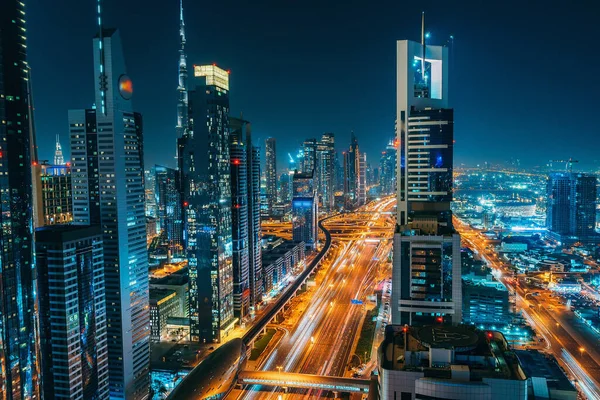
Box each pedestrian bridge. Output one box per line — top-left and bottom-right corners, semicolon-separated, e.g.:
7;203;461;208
238;371;371;393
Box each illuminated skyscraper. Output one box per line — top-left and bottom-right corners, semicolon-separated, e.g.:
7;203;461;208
343;133;361;208
546;173;598;244
392;17;461;327
36;225;109;400
379;139;397;195
0;1;41;397
175;0;188;139
358;152;367;206
302;138;317;174
316;133;335;211
34;163;73;226
292;171;318;249
179;65;234;342
68;20;149;398
155;165;184;256
54;134;65;165
265;137;277;213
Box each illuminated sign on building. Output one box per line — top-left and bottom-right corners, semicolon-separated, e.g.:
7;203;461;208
118;74;133;100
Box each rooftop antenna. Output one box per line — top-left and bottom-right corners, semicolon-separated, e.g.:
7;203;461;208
97;0;107;115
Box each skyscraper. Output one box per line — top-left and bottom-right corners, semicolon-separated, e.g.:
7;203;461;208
265;137;277;213
391;20;461;327
358;152;367;206
54;134;65;165
343;133;361;209
230;117;263;312
68;21;149;398
0;1;41;397
34;163;73;226
175;0;188;139
36;225;109;400
546;173;598;244
180;64;234;342
229;124;250;320
155;165;184;256
292;171;318;249
379;139;397;195
302;138;317;174
316;133;335;211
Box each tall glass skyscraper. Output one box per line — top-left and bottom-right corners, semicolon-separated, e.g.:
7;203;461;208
69;27;149;399
316;133;335;211
180;65;234;342
265;137;277;211
154;165;183;256
0;1;41;397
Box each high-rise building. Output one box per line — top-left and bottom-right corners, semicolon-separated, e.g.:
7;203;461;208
230;117;263;311
229;124;250;320
358;152;367;206
292;171;318;249
145;168;157;218
179;64;234;342
36;225;109;400
343;133;361;208
379;139;397;195
316;133;335;211
546;173;598;244
0;1;41;397
302;138;317;174
154;165;183;256
34;163;73;226
391;22;461;327
54;134;65;165
265;137;277;213
175;0;188;140
69;24;149;398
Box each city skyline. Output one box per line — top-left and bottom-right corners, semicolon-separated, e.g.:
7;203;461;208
27;0;600;171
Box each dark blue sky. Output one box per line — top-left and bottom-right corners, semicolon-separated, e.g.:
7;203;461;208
28;0;600;171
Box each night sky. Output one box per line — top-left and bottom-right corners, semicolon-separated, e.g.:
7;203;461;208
27;0;600;171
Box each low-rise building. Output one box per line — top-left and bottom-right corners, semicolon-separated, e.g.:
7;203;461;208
515;350;577;400
378;325;528;400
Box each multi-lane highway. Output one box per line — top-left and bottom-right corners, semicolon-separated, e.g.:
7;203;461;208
455;217;600;399
232;197;396;399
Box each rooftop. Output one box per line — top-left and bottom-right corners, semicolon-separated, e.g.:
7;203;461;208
514;350;576;393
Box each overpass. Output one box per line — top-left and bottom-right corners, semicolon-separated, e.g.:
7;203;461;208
242;216;333;346
238;371;371;394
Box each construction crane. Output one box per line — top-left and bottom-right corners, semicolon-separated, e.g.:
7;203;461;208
548;158;579;173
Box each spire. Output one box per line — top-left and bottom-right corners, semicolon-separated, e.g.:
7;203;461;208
97;0;108;115
421;11;426;82
176;0;189;138
54;134;65;166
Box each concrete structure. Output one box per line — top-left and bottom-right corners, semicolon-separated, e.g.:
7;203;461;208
392;27;461;327
150;289;180;342
515;350;577;400
0;3;42;396
36;225;109;399
378;325;528;400
179;64;234;342
261;240;306;294
68;24;149;398
150;272;189;319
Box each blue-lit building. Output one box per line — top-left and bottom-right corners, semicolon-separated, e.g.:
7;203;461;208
0;1;41;396
36;225;109;400
265;137;277;212
546;172;599;244
155;165;183;256
292;171;318;249
379;139;397;196
68;27;149;399
179;65;234;342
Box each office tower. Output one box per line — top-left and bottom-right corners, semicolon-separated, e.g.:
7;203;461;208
179;64;234;342
546;173;598;244
154;165;184;256
36;225;109;400
316;133;335;211
144;169;157;218
54;134;65;165
69;24;149;398
380;139;397;195
343;133;360;208
229;127;250;320
391;19;461;327
149;289;179;343
265;137;277;213
35;163;73;226
358;152;367;206
175;0;189;139
0;1;41;397
231;117;263;311
302;138;317;174
292;171;318;249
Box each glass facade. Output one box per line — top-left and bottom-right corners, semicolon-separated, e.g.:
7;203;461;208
181;64;234;342
0;1;41;397
265;137;277;212
154;165;183;256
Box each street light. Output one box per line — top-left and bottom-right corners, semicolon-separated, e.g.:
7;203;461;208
277;366;283;375
579;347;585;358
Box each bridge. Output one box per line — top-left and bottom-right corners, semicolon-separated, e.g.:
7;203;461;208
238;371;371;394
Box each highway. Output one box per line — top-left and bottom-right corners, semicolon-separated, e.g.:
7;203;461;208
454;217;600;399
232;197;396;399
